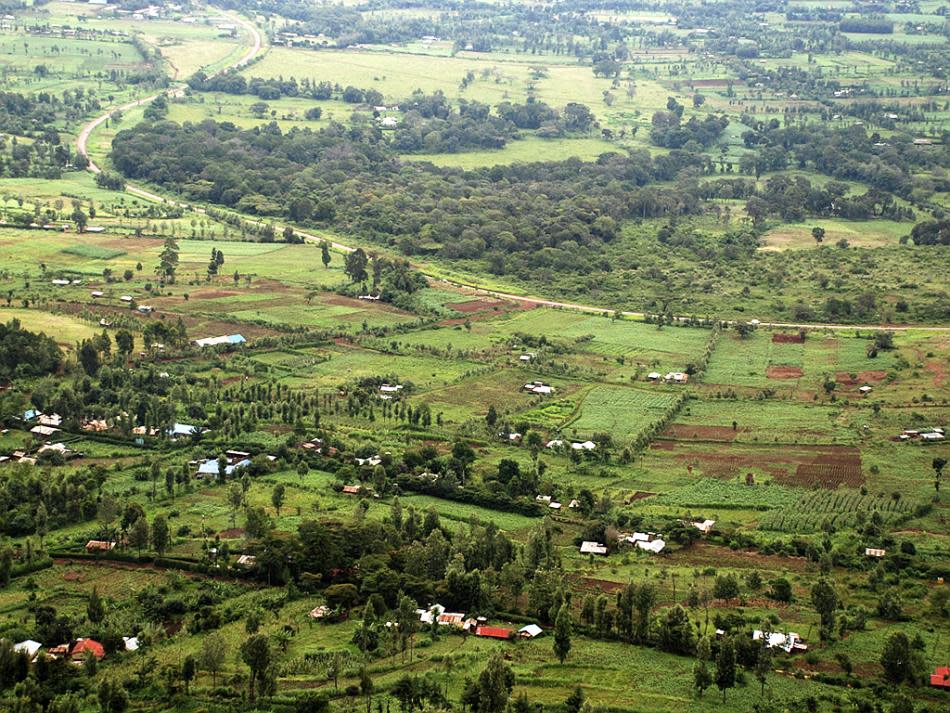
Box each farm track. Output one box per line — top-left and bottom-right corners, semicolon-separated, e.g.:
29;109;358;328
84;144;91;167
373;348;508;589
74;17;950;334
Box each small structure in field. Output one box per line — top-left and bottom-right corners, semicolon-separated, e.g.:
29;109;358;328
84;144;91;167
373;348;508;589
194;334;246;348
571;440;596;451
14;640;42;660
693;519;716;535
580;541;608;555
930;666;950;689
865;547;886;558
665;372;689;384
636;538;666;554
524;380;553;395
85;540;115;553
70;638;105;662
475;626;513;640
752;630;807;653
518;624;543;639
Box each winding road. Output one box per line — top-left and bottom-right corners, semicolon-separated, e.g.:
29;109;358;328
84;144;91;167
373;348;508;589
75;15;950;334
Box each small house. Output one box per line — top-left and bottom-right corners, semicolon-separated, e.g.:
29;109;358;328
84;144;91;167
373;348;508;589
535;495;552;504
122;637;139;652
865;547;886;558
752;630;807;653
693;519;716;535
858;385;872;394
30;425;60;438
475;626;513;640
38;413;62;427
930;666;950;689
51;279;70;287
548;501;562;510
168;423;199;440
417;604;445;625
120;295;133;302
194;334;246;348
571;441;596;451
507;432;522;443
91;291;104;298
437;612;466;628
546;439;564;449
647;371;661;381
636;539;666;554
137;305;153;314
70;638;105;662
665;372;689;384
518;624;543;639
14;640;42;660
236;554;257;568
568;499;580;509
341;485;362;495
580;541;608;555
85;540;115;553
46;644;70;659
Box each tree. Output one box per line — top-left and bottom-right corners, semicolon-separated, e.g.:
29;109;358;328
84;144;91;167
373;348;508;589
71;205;87;233
564;687;585;713
128;517;149;555
96;679;128;713
344;248;369;283
87;587;105;624
810;577;839;640
151;515;169;556
35;502;48;547
182;655;196;695
485;404;498;429
271;483;286;518
633;582;656;643
768;578;793;603
114;329;133;356
554;603;572;663
320;241;332;268
241;634;272;702
812;226;825;245
693;637;713;697
933;457;947;493
158;236;179;282
754;636;772;695
715;637;736;702
655;605;694;655
227;482;244;526
78;340;101;377
880;631;922;685
475;654;514;713
198;632;227;686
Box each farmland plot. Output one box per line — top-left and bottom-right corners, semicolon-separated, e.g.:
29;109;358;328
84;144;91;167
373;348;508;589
758;489;918;533
567;385;681;442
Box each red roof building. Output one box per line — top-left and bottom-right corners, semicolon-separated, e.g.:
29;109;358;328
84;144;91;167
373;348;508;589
70;638;105;662
931;666;950;689
475;626;513;640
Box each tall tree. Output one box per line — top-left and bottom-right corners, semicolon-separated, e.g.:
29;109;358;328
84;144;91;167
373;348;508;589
344;248;369;283
320;241;331;268
151;515;169;556
693;636;713;697
810;577;839;641
715;637;736;702
475;654;514;713
240;634;272;702
554;602;572;663
271;483;286;518
86;587;105;624
158;236;179;282
198;632;227;686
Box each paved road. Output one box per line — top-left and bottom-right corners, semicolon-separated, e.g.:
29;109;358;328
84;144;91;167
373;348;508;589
75;16;950;334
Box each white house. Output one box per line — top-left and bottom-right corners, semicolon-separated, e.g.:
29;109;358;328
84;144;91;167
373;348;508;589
693;519;716;534
580;541;608;555
14;640;42;660
571;441;596;451
519;624;543;639
865;547;886;558
636;539;666;554
752;630;807;653
546;439;564;449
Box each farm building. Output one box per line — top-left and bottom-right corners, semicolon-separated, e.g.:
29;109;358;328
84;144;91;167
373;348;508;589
14;640;42;660
51;279;70;286
120;295;133;302
358;294;380;301
524;380;553;395
519;624;543;639
519;353;535;362
865;547;886;558
85;540;115;553
752;630;807;653
475;626;513;640
647;371;661;381
195;457;251;479
236;554;256;568
37;442;79;460
665;372;689;384
437;612;466;628
858;385;872;394
548;501;562;510
546;439;564;449
168;423;200;439
70;638;105;662
194;334;246;348
535;495;552;504
580;541;608;555
341;485;363;495
38;413;62;427
417;604;445;625
636;539;666;554
30;425;60;438
693;519;716;534
930;666;950;689
123;637;139;652
379;384;404;393
571;441;596;451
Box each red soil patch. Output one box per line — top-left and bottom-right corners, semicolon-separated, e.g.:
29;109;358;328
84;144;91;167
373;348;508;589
446;299;508;314
219;528;245;538
667;443;863;488
766;365;803;379
567;575;625;594
791;447;863;488
925;361;946;387
836;370;887;386
665;424;740;441
650;439;676;450
62;571;82;582
772;333;804;344
190;289;240;300
682;542;810;573
628;491;656;502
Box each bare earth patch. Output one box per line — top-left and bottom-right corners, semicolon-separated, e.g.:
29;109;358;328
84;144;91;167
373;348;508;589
664;424;741;441
766;365;803;379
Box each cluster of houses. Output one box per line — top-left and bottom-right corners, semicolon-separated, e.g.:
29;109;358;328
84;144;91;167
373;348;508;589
11;636;136;664
379;604;544;641
301;437;337;456
647;371;689;384
545;439;596;452
751;629;808;653
51;278;82;287
194;334;246;348
378;383;404;400
523;380;554;395
898;427;944;442
193;450;254;480
535;494;580;512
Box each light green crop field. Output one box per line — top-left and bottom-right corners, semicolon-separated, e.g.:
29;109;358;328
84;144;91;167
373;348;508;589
404;135;621;168
0;306;101;346
567;384;680;441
